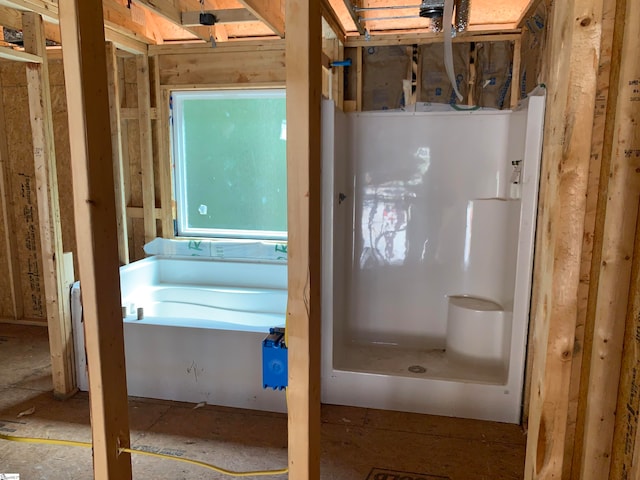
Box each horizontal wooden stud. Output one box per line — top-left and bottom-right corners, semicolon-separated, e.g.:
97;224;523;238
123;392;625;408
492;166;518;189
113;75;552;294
0;46;42;63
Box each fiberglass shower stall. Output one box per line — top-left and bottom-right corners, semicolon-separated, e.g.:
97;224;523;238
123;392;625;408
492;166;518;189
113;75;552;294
321;92;545;423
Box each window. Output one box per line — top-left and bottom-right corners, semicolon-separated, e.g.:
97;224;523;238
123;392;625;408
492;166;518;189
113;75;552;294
171;89;287;239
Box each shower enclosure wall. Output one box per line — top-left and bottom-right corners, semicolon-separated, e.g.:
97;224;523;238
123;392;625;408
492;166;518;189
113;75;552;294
321;93;545;423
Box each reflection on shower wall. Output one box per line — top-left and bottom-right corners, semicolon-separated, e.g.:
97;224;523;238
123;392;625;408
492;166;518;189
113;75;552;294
348;111;514;348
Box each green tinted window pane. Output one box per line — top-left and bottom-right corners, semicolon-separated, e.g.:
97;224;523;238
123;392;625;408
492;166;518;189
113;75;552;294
176;91;287;237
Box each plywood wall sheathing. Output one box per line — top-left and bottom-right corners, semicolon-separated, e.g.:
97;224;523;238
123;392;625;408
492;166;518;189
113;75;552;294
0;61;23;321
58;0;133;476
523;0;607;478
0;60;47;322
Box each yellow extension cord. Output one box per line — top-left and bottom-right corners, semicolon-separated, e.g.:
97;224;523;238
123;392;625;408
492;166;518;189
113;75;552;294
0;432;287;478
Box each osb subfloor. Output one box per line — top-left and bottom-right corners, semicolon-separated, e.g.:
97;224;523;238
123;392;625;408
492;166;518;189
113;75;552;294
0;324;526;479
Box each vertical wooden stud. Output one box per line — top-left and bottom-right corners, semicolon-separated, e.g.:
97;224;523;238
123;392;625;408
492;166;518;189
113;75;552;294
286;0;322;478
356;46;362;111
152;62;174;239
331;39;344;110
579;0;640;476
58;0;133;478
511;37;522;108
524;0;606;478
568;0;617;477
23;11;76;397
136;53;156;244
106;42;129;265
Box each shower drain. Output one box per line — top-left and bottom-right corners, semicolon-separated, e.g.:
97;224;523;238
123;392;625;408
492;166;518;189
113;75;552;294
408;365;427;374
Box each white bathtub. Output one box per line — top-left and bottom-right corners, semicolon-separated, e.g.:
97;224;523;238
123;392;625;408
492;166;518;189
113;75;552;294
72;256;287;412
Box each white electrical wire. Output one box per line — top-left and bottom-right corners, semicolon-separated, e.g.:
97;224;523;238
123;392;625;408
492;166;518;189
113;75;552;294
443;0;463;102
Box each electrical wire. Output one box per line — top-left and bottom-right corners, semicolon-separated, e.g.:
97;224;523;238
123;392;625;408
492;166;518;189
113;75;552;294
0;433;287;478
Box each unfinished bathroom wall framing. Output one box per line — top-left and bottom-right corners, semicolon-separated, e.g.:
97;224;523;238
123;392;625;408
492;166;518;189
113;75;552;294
2;0;640;479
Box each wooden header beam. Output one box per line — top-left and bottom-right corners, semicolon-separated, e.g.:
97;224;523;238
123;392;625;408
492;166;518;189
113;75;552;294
58;0;132;478
344;29;521;47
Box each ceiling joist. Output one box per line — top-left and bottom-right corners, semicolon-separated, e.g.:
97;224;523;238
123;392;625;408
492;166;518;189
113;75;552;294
181;8;256;27
0;0;151;52
0;0;57;24
341;0;364;35
320;0;346;41
132;0;226;43
237;0;284;37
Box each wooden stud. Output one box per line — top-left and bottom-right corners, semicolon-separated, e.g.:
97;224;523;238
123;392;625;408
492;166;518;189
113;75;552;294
579;0;640;476
617;214;640;478
120;107;158;120
523;0;606;478
155;83;174;238
106;42;130;265
58;0;133;477
136;53;157;244
23;11;76;397
611;214;640;480
415;45;423;105
510;37;522;108
103;28;148;54
568;0;617;477
148;38;285;55
330;39;345;110
0;66;23;321
0;46;42;63
355;45;362;111
285;0;322;478
126;205;162;220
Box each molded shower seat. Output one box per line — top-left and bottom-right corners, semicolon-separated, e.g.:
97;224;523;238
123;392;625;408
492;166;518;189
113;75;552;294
445;295;512;367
